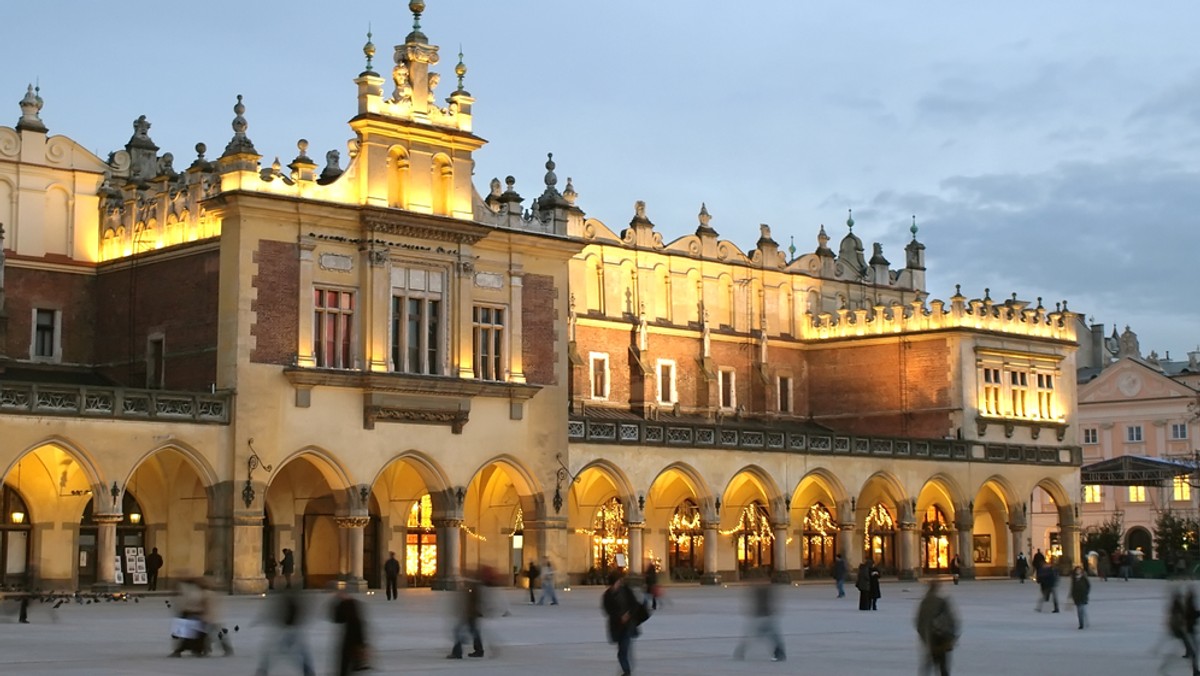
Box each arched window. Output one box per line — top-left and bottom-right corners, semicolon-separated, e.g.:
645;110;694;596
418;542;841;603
668;499;702;578
803;503;836;572
388;147;410;209
432;155;453;216
734;501;773;576
864;503;895;571
921;505;951;572
406;494;437;586
592;497;628;576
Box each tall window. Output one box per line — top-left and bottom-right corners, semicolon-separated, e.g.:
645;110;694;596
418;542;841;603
406;494;437;586
1174;476;1191;502
590;353;609;400
32;308;58;360
1035;373;1054;419
982;367;1001;415
392;296;442;375
1083;428;1098;445
592;498;628;577
1009;370;1028;417
1172;424;1189;440
657;360;677;405
472;306;505;381
777;376;793;413
1128;486;1146;503
864;503;896;570
802;503;835;571
921;505;950;571
669;499;702;575
718;368;736;409
734;502;773;574
1083;485;1102;503
1126;425;1143;443
146;337;165;389
314;289;354;369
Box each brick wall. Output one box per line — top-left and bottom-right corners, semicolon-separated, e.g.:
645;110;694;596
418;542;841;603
94;249;220;389
521;273;558;386
251;240;299;365
806;338;952;437
3;266;95;363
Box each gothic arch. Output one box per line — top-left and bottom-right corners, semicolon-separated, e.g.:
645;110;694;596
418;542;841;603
121;441;219;492
268;446;355;494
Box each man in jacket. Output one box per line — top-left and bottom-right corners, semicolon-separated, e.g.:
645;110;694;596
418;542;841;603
1069;565;1090;629
833;554;847;598
915;581;959;676
602;572;641;676
1035;562;1059;613
383;552;400;601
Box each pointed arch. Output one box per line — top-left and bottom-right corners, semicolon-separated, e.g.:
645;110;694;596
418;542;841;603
466;454;543;497
368;450;451;497
648;462;713;504
574;458;636;506
4;436;105;494
120;441;219;492
268;446;355;493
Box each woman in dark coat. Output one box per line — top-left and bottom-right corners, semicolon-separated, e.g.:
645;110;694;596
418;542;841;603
949;554;962;585
856;560;873;611
868;560;882;610
602;572;641;676
331;590;367;675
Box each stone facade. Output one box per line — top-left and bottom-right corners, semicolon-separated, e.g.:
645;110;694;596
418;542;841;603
0;8;1082;593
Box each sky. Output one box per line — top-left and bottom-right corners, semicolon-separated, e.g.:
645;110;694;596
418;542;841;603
3;2;1198;358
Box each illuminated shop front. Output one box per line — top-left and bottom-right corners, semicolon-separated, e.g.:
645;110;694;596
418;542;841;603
733;501;773;576
591;497;629;576
406;494;437;586
803;503;836;573
668;499;703;579
922;505;951;572
864;503;896;571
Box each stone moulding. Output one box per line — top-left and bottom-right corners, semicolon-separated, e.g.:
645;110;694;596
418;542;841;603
364;404;469;433
0;381;231;424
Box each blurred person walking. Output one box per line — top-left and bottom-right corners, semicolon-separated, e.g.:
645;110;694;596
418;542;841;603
949;554;962;585
146;548;164;591
602;571;645;676
915;580;959;676
524;560;539;604
281;549;296;589
331;590;369;675
1015;552;1029;584
1035;563;1059;613
732;578;785;662
254;586;315;676
538;559;559;606
447;576;485;659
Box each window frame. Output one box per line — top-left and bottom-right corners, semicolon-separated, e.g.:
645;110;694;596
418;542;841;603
1171;423;1189;441
1126;425;1143;443
718;367;736;410
1128;486;1146;503
31;307;61;362
1174;475;1192;502
589;352;610;400
472;304;506;382
1082;428;1098;445
391;294;445;376
1083;485;1102;504
656;359;677;405
146;334;165;389
777;375;793;413
313;286;357;370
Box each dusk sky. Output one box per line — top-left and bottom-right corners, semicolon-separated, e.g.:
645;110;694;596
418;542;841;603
4;2;1198;357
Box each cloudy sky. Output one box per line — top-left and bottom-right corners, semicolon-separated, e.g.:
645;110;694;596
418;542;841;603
3;2;1198;357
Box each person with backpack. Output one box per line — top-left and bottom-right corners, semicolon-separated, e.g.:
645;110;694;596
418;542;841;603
915;580;959;676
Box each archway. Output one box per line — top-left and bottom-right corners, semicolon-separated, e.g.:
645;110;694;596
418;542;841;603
646;464;710;581
857;473;906;574
802;503;837;573
80;492;146;588
2;441;101;589
368;453;449;589
1029;479;1072;565
722;469;778;579
569;464;633;583
264;451;351;589
462;459;539;585
971;478;1013;576
791;470;845;577
1126;526;1153;560
916;478;959;574
123;446;212;587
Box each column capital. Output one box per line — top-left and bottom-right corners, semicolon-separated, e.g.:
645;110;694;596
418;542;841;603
838;522;856;532
93;513;122;525
432;517;463;529
335;516;371;529
627;521;645;530
701;521;721;532
898;521;918;532
233;512;265;527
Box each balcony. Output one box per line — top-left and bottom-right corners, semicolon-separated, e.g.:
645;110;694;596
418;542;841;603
0;381;232;424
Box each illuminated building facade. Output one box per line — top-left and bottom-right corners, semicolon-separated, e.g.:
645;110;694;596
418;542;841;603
1075;325;1200;562
0;5;1081;592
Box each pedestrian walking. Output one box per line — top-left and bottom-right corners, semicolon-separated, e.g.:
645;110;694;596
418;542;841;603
146;547;164;591
1070;566;1090;629
1122;550;1135;581
949;554;962;585
524;560;540;604
1015;552;1029;583
1032;550;1046;579
281;549;295;589
538;559;559;605
331;590;368;676
383;552;400;601
17;593;30;624
447;576;485;659
1165;588;1200;676
833;553;847;598
1097;549;1110;581
733;578;785;662
601;571;645;676
915;580;959;676
254;586;315;676
645;562;661;611
1035;563;1059;613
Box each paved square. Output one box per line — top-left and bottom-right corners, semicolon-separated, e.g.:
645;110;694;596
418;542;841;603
0;578;1184;674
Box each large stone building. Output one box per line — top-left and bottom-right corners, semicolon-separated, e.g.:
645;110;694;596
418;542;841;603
0;5;1082;593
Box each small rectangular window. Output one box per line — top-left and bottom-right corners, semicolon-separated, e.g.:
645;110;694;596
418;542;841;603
1083;428;1098;445
1128;486;1146;503
778;376;792;413
472;305;505;381
313;288;355;369
657;360;676;405
1174;475;1191;502
590;354;609;400
1083;485;1102;503
1127;425;1143;443
147;337;165;389
1172;423;1189;440
718;368;736;409
33;308;58;359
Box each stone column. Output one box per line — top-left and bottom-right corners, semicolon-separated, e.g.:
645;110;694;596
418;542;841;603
628;522;644;578
897;522;919;580
93;514;121;591
231;512;267;594
700;521;721;585
432;517;462;590
771;523;790;583
336;516;370;592
955;516;975;580
838;522;859;568
1009;521;1027;578
1061;523;1081;570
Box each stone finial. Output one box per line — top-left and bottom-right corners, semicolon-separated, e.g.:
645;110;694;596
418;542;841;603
757;223;777;247
563;177;577;206
983;288;991;302
910;214;919;240
16;84;46;132
455;47;468;92
788;235;796;259
847;208;854;231
697;203;713;231
222;95;257;157
363;27;377;73
543;153;558;189
293;139;312;163
815;224;833;257
408;0;427;41
869;242;889;266
189;142;212;172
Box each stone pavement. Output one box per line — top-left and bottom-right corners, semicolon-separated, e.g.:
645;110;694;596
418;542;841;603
0;577;1185;675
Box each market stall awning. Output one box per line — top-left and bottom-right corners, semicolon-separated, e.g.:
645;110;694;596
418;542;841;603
1080;455;1195;486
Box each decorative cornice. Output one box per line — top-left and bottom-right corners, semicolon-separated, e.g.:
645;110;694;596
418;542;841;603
283;367;542;401
975;415;1068;442
361;208;488;245
365;404;469;433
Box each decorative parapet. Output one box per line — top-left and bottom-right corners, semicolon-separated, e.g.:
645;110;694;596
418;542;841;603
0;382;231;424
799;293;1077;343
567;416;1081;467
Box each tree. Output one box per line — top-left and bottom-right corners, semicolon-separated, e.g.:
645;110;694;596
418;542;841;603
1081;512;1123;558
1153;510;1199;571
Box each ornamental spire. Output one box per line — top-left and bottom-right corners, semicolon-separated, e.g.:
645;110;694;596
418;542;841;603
16;83;46;132
221;94;257;158
363;26;376;74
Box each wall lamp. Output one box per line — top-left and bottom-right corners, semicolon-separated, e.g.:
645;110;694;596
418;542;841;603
242;438;273;508
553;453;578;514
